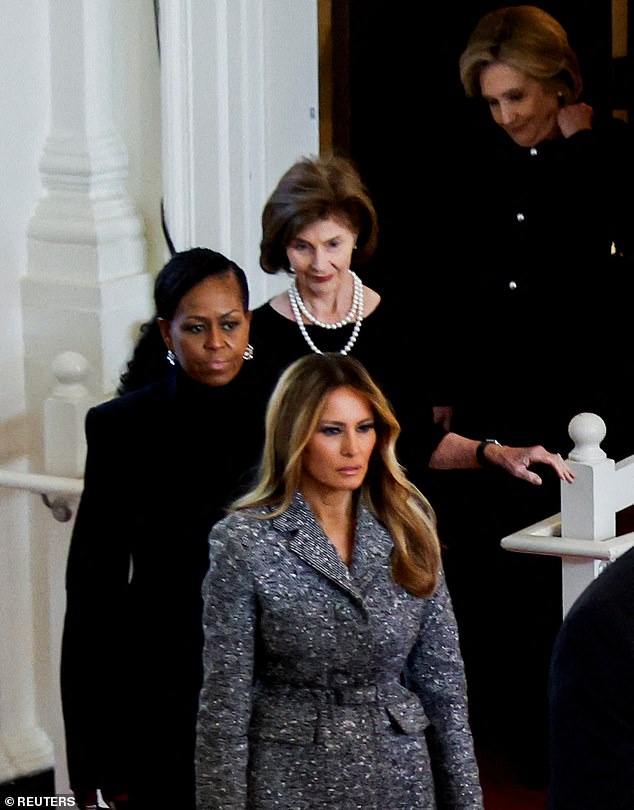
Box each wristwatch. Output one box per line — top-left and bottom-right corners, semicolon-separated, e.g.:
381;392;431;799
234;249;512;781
476;438;501;467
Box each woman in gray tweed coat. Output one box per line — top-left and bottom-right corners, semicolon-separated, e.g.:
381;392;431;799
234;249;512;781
196;353;483;809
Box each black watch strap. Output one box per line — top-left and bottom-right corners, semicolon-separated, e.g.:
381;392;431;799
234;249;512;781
476;439;501;467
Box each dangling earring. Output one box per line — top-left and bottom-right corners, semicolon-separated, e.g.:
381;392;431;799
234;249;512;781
242;344;254;361
166;349;176;366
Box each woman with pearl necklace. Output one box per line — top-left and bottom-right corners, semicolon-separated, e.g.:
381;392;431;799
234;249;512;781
249;153;573;490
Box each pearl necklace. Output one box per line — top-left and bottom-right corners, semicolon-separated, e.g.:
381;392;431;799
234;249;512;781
287;270;364;355
289;269;363;328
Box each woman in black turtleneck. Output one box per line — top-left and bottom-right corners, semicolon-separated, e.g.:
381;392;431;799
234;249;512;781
60;248;275;810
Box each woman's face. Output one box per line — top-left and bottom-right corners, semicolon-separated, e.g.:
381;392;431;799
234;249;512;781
480;62;560;147
286;216;358;295
158;272;251;387
300;386;376;500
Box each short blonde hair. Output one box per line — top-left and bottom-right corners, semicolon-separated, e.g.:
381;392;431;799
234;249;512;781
459;5;583;103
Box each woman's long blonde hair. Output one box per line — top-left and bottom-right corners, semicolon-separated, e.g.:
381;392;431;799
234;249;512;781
231;353;441;597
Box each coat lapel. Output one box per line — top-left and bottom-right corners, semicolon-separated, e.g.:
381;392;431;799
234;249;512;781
272;493;394;603
273;492;362;601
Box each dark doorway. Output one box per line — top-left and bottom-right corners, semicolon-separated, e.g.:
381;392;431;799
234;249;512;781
324;2;614;295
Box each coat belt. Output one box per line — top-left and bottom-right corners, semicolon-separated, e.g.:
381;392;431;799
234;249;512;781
258;680;403;706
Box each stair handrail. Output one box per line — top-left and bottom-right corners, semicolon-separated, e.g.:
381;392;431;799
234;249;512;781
0;350;91;522
502;412;634;615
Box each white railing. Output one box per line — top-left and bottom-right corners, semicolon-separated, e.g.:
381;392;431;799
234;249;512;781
0;350;89;520
0;469;83;522
502;412;634;616
0;351;92;789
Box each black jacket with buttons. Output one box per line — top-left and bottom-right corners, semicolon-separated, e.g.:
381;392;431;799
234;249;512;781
446;116;634;456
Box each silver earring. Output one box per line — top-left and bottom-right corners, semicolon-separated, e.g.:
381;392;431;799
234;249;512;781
166;349;176;366
242;344;254;361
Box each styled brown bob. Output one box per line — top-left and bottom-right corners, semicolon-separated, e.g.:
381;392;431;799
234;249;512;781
259;154;379;275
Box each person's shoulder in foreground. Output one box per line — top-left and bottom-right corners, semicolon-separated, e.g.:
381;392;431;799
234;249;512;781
548;545;634;810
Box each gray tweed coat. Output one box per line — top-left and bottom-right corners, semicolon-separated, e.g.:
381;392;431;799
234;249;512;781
196;492;483;809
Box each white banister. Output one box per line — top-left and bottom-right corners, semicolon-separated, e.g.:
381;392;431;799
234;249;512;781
0;470;83;523
502;412;634;615
0;351;88;520
0;352;90;790
0;470;83;498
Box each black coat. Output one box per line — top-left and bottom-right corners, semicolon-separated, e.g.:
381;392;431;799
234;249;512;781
421;114;634;782
60;364;273;808
446;117;634;454
548;545;634;810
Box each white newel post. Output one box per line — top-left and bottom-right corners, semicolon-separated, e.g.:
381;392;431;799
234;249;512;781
42;352;91;793
15;0;152;791
44;351;92;480
502;412;634;617
559;413;617;612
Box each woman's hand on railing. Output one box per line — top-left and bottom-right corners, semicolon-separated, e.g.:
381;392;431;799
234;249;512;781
429;433;575;485
489;444;575;486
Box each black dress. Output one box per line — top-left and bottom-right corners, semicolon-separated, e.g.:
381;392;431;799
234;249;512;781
249;297;447;487
421;115;634;784
60;363;274;809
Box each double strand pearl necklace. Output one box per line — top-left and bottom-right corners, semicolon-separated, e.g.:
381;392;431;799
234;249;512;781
287;269;364;355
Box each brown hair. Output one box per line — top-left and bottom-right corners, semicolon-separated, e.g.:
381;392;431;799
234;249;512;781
259;154;379;275
459;5;583;104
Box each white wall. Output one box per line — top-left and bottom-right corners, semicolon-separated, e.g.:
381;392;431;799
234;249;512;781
160;0;320;308
0;0;54;782
111;0;166;277
0;0;48;425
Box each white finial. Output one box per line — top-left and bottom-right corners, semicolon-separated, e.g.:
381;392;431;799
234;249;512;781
568;412;607;463
45;352;92;477
51;351;89;385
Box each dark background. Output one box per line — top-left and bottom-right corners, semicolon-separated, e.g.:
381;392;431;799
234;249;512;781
325;1;624;295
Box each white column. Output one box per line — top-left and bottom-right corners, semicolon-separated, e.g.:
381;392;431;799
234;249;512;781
22;0;153;413
159;0;320;307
